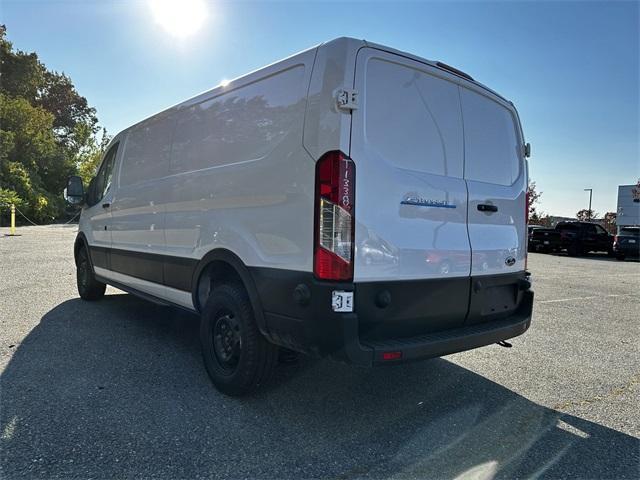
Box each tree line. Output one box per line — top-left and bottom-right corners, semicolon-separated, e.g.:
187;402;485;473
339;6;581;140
527;182;617;233
0;25;107;224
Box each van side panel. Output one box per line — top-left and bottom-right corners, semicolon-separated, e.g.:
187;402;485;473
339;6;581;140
165;50;317;273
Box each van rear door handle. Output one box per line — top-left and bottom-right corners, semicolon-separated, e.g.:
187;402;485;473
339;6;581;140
477;204;498;212
102;202;111;209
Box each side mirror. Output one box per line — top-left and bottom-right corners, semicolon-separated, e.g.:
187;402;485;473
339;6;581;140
524;143;531;158
64;175;85;205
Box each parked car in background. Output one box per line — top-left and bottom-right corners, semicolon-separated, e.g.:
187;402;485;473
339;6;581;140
527;225;544;247
556;221;613;256
613;226;640;260
528;225;561;253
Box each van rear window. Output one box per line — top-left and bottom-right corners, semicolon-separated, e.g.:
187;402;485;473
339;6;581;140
461;88;521;186
364;58;464;178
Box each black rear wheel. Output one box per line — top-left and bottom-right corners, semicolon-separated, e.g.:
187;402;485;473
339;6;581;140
76;247;106;301
200;282;278;396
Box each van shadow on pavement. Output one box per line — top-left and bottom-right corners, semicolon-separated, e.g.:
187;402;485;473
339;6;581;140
1;294;638;479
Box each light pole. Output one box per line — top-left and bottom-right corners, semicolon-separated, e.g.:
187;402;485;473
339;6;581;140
584;188;593;221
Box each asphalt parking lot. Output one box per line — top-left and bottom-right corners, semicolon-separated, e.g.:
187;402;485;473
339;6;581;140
1;225;638;479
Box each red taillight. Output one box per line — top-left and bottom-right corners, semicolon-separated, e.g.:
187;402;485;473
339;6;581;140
382;351;402;361
314;151;355;281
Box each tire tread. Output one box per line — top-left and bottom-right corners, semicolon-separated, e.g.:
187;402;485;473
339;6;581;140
200;282;277;396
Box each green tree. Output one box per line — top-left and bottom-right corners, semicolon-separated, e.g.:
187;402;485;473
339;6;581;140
0;26;43;101
0;25;104;223
0;93;69;221
77;128;112;185
37;70;98;145
0;25;98;145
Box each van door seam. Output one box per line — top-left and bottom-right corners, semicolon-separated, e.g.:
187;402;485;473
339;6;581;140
458;85;473;322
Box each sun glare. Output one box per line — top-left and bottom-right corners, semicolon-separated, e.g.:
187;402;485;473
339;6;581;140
148;0;208;38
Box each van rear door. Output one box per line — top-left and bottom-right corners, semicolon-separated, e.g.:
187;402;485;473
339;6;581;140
460;87;528;327
460;87;527;277
350;48;471;337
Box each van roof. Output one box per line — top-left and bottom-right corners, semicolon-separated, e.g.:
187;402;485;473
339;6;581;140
323;36;510;104
115;36;512;140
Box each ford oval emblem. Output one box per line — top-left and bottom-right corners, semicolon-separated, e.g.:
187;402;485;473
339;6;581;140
505;256;516;267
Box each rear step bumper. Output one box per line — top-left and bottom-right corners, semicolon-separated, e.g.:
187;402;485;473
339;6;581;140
251;268;534;367
362;291;533;365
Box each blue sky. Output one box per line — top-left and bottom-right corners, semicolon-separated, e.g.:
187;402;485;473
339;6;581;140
2;0;638;217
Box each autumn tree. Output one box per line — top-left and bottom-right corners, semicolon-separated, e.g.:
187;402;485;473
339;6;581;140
527;181;543;224
603;211;617;234
576;209;599;222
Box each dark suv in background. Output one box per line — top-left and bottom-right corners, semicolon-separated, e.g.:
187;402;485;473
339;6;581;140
613;227;640;260
528;221;613;257
556;222;613;256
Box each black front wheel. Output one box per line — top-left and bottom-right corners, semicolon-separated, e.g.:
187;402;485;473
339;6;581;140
76;247;106;301
200;282;278;396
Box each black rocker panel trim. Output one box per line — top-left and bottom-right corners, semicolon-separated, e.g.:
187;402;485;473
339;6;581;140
85;246;267;334
89;245;110;270
88;246;197;292
109;248;164;285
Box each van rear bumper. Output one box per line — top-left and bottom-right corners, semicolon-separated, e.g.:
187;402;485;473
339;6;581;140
249;268;533;367
361;292;532;365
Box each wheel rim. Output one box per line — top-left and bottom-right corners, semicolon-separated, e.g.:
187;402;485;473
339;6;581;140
212;310;241;374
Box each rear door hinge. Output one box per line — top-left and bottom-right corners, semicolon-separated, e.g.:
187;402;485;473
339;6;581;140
335;88;358;111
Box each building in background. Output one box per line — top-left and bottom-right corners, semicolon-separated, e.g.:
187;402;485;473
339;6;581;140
616;182;640;233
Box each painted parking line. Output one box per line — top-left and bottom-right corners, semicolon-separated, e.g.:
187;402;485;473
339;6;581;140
538;293;640;304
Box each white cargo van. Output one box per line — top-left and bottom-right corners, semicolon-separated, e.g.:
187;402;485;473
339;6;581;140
65;37;533;395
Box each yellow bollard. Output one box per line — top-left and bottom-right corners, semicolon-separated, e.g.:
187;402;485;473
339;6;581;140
10;203;16;236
